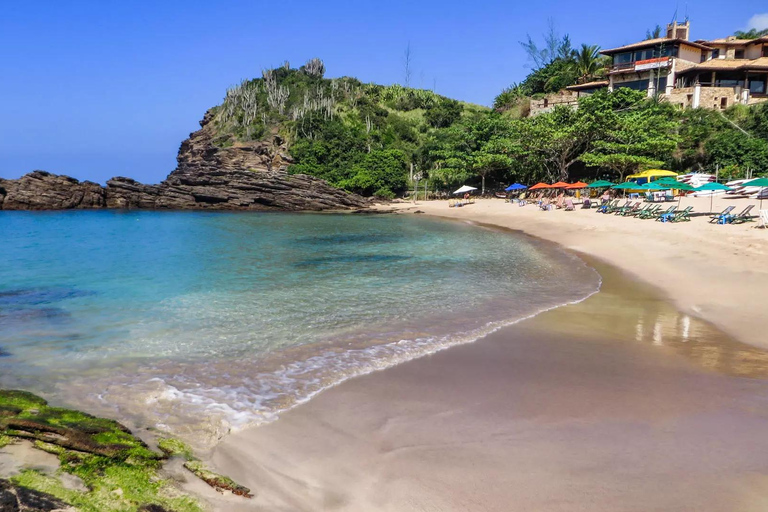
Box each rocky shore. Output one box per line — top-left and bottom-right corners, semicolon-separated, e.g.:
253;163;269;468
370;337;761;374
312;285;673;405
0;111;368;212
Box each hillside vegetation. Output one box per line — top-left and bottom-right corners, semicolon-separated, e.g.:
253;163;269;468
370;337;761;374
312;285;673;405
209;55;767;198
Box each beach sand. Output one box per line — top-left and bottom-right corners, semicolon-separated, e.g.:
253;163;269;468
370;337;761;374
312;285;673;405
200;202;768;511
388;196;768;350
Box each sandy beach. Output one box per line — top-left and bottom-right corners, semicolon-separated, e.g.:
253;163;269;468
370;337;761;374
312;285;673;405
388;196;768;350
200;197;768;511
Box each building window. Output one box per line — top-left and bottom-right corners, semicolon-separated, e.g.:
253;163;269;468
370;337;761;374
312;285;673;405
615;79;649;92
735;49;745;59
763;46;768;58
750;78;766;95
711;49;720;59
720;97;728;109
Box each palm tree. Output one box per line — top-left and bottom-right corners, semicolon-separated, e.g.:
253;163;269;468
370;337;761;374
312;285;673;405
646;25;662;40
574;44;603;82
733;28;768;39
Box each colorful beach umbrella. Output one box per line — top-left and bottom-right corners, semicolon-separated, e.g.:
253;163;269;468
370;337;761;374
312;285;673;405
587;180;615;188
529;183;550;190
549;181;570;188
505;183;528;192
694;182;733;213
744;177;768;209
565;181;588;189
611;182;637;189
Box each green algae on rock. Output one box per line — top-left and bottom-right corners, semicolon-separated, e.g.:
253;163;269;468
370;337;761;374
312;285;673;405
158;438;252;499
1;390;202;512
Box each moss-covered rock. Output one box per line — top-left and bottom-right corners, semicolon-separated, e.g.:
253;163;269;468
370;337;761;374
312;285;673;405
1;390;203;511
159;437;252;498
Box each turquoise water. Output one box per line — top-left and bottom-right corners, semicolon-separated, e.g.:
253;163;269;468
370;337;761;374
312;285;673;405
0;211;599;442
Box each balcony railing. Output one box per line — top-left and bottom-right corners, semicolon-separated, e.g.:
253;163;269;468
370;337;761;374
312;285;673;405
610;62;635;72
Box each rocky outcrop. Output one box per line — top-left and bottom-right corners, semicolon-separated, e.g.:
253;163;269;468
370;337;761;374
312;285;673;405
0;171;106;210
0;111;368;212
0;479;73;511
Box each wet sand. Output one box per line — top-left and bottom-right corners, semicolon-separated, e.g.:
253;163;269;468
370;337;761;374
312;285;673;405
206;259;768;511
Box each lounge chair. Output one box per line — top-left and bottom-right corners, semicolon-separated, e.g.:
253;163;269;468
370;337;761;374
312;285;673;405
564;199;575;211
629;204;652;217
727;205;755;224
758;209;768;229
606;200;630;214
616;202;640;216
581;198;592;209
653;206;677;222
596;200;617;213
709;205;735;224
637;205;661;219
670;206;693;222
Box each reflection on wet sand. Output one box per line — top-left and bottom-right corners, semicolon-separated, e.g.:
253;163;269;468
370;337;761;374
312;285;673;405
536;257;768;380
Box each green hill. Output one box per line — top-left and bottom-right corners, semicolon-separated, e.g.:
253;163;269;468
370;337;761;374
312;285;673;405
206;59;487;198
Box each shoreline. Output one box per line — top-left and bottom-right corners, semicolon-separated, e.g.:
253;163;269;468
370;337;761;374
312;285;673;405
381;196;768;350
206;251;768;511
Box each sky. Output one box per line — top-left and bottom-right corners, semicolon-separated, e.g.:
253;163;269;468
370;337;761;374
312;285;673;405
2;1;767;184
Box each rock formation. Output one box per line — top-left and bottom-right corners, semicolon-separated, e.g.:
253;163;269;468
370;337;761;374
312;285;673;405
0;111;368;212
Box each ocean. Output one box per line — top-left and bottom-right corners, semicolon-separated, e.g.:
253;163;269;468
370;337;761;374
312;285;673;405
0;210;600;444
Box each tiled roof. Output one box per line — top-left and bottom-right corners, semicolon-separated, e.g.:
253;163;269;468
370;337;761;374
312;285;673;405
697;36;768;46
566;80;609;91
676;57;768;73
601;38;712;55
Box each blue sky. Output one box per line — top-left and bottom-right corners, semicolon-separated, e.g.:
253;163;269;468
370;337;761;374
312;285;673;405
2;1;767;184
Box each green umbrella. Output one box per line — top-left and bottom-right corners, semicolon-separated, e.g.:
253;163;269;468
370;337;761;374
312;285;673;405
744;177;768;209
660;180;695;208
587;180;615;188
694;182;733;213
611;182;638;189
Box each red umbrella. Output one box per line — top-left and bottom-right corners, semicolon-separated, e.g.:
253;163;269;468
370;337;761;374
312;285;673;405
565;181;588;189
549;181;570;188
529;183;551;190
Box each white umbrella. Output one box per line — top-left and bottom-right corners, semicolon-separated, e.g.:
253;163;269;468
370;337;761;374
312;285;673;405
453;185;477;195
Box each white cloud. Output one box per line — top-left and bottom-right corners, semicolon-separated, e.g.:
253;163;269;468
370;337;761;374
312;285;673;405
746;13;768;31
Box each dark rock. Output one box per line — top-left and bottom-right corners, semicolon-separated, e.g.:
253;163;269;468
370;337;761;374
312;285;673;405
138;505;172;512
0;478;72;511
0;171;105;210
0;111;368;212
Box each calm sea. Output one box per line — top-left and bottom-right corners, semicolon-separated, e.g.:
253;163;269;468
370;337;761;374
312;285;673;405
0;211;599;442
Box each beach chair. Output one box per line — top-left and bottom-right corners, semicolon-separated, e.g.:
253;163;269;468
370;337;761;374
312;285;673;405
606;200;629;214
581;198;592;209
758;210;768;229
629;204;652;217
616;202;639;216
709;205;735;224
653;206;677;222
564;199;575;211
637;205;661;219
670;206;693;222
727;205;755;224
596;199;616;213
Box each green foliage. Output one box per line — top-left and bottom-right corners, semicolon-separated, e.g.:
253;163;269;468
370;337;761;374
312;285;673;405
339;149;408;197
424;99;463;128
733;28;768;39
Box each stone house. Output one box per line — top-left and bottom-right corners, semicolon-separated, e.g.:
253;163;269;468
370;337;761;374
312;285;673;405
528;21;767;116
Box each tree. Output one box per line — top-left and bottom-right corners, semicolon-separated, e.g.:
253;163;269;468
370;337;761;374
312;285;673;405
578;91;679;181
574;44;605;82
403;42;413;87
645;25;662;39
424;99;463;128
733;28;768;39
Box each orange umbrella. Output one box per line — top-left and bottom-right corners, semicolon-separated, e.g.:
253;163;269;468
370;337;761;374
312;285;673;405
549;181;570;188
565;181;588;189
529;183;551;190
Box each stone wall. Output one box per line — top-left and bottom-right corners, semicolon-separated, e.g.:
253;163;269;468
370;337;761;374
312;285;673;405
529;90;579;116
